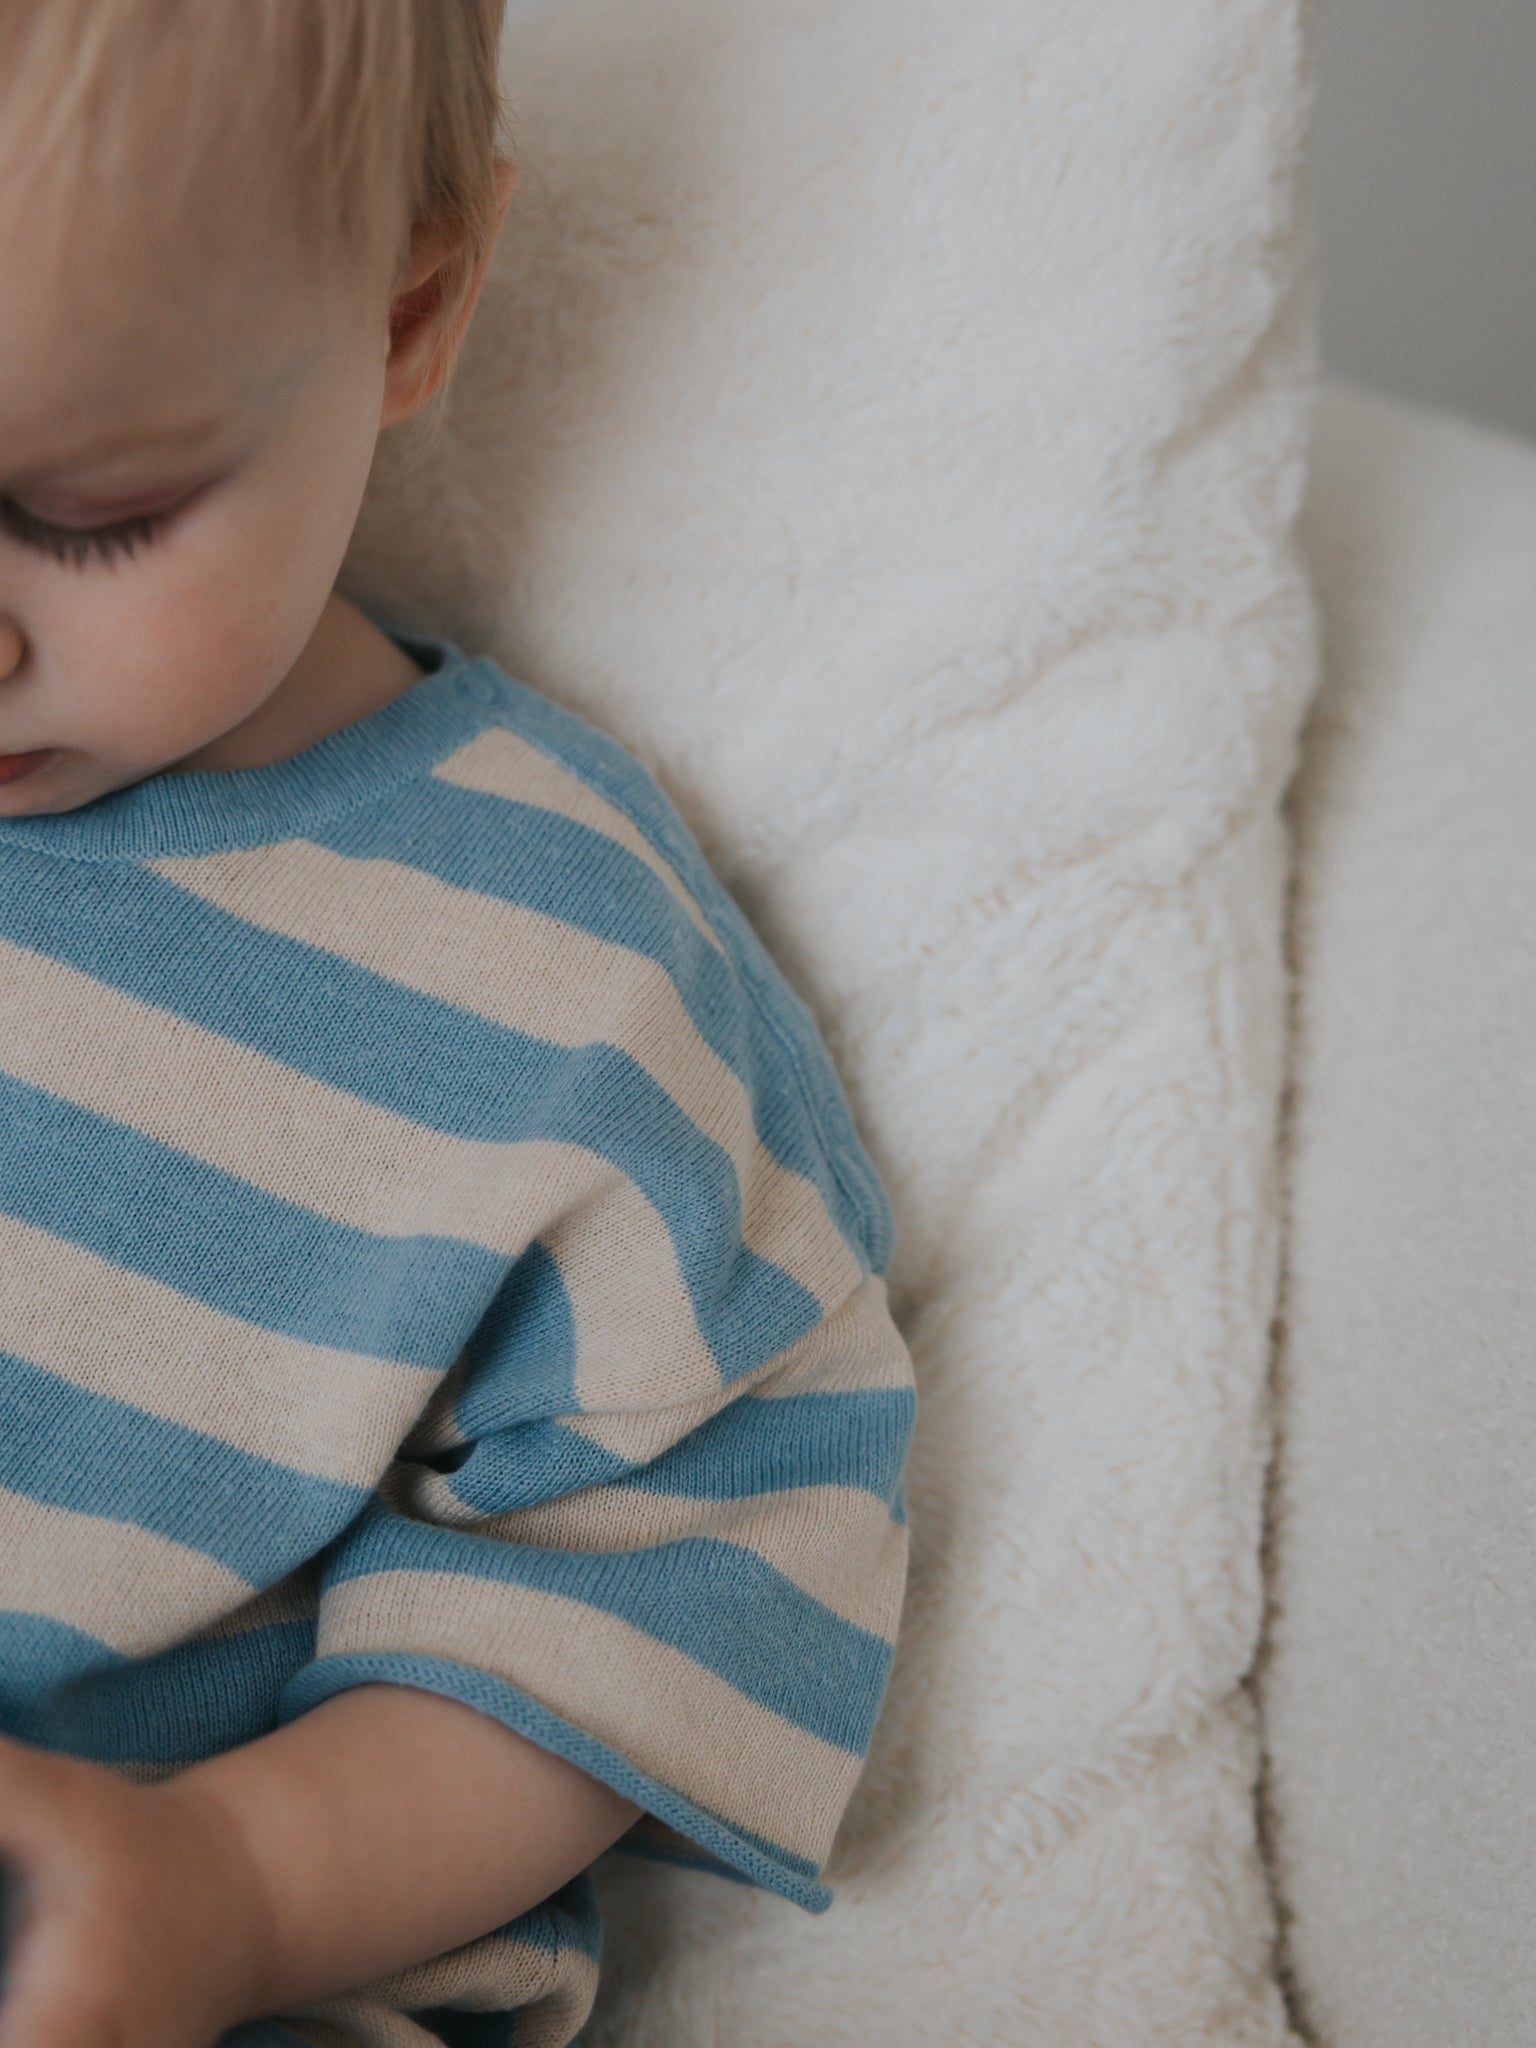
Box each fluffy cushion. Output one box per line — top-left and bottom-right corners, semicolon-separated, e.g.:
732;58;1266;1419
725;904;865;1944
1263;381;1536;2048
343;0;1320;2038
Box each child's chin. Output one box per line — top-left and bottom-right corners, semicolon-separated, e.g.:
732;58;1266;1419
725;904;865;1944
0;752;115;815
0;746;58;789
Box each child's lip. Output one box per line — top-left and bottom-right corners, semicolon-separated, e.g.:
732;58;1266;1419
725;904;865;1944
0;749;55;785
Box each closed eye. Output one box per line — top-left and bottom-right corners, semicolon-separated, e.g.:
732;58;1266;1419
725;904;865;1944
0;495;173;569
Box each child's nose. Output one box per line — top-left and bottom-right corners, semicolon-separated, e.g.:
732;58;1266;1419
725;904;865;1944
0;617;21;681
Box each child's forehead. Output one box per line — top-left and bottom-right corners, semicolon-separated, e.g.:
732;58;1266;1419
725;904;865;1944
0;159;338;484
0;24;370;394
0;3;416;473
1;5;282;199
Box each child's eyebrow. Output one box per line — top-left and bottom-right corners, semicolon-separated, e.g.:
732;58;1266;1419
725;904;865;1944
4;416;227;485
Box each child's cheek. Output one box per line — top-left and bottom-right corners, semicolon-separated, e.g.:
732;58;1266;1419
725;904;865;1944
58;544;306;771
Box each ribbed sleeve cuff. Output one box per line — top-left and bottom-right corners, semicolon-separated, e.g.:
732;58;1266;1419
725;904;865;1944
277;1650;834;1914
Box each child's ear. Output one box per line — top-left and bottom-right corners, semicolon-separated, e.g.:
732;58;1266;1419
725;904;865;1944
380;158;520;427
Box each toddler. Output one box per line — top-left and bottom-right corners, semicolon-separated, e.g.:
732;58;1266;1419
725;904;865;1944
0;3;916;2044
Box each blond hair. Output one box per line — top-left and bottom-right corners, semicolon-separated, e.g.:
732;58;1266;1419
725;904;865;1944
0;0;511;339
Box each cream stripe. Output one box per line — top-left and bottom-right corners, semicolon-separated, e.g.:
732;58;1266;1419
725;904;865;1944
145;839;860;1315
431;723;723;952
750;1269;916;1399
319;1570;862;1864
0;1487;251;1655
514;1968;601;2048
281;1943;600;2048
500;1946;601;2048
273;2007;431;2048
197;1564;320;1640
0;940;811;1413
384;1465;909;1642
351;1933;596;2021
543;1170;720;1410
560;1269;913;1464
397;1353;474;1459
0;1213;435;1484
560;1400;722;1464
0;937;519;1246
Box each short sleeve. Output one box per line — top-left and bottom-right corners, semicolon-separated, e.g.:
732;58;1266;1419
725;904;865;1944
276;817;916;1913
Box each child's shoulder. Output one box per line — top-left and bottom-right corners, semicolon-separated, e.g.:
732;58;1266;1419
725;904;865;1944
333;630;888;1269
439;651;727;950
419;648;895;1278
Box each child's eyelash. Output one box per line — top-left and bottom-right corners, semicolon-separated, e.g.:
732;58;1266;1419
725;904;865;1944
0;496;170;569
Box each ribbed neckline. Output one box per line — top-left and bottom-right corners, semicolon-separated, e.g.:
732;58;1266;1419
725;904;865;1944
0;621;512;863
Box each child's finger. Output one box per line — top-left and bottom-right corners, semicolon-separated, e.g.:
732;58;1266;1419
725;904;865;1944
0;1745;85;1869
0;1897;170;2048
0;1756;58;1866
0;1974;124;2048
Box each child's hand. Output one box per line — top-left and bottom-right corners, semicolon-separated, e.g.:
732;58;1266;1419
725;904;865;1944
0;1732;271;2048
0;1687;641;2047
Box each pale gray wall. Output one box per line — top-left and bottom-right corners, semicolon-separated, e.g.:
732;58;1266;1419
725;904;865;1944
1311;0;1536;444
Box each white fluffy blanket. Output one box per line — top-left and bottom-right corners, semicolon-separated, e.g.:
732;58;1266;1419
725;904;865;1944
345;0;1322;2038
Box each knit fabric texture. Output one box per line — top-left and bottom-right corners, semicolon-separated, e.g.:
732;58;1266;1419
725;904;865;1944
0;625;916;2048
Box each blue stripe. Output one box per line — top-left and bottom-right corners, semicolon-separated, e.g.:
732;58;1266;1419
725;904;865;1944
443;1389;914;1521
0;867;828;1387
0;1072;489;1367
441;1420;632;1512
474;672;896;1275
19;1620;316;1762
0;651;894;1288
278;1651;832;1912
316;778;880;1272
0;1613;123;1732
323;1503;894;1753
454;1241;577;1436
0;1352;370;1581
610;1388;914;1507
0;634;493;864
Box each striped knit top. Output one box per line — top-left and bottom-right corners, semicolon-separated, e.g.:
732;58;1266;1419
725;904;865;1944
0;625;916;2048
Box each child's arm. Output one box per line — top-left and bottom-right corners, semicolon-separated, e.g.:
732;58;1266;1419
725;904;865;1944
188;1684;644;2010
0;1685;641;2046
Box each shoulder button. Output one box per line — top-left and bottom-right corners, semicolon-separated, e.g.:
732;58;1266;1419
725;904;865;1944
458;667;503;707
